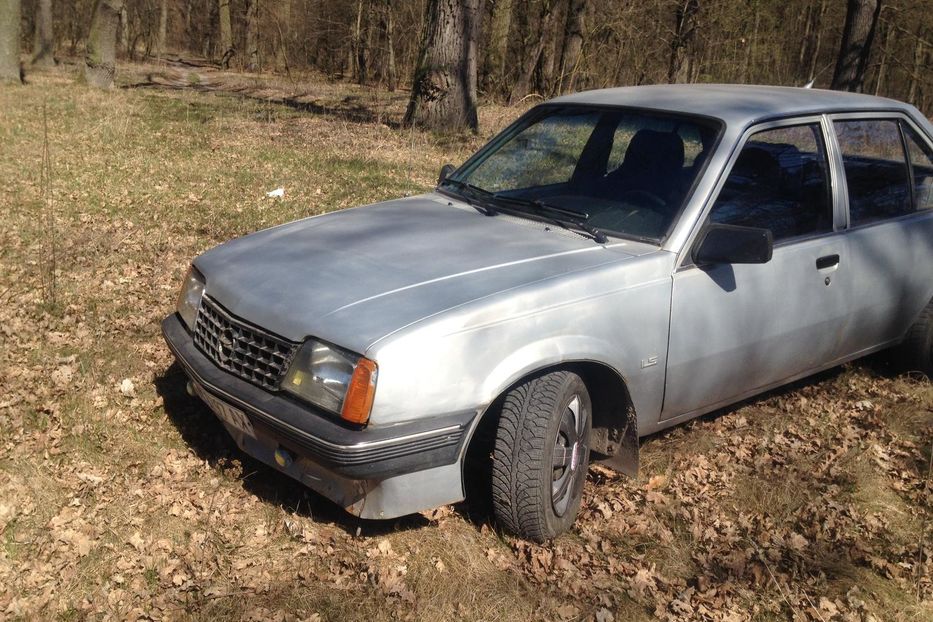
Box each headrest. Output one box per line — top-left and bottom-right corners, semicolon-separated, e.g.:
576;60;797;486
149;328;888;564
732;146;781;183
623;129;686;173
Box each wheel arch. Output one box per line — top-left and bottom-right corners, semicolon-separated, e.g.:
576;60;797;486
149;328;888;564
463;360;639;487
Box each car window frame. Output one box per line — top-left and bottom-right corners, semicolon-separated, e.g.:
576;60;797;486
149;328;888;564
677;114;845;271
827;111;933;230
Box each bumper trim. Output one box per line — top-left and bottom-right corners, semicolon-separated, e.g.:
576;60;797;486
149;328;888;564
162;313;474;479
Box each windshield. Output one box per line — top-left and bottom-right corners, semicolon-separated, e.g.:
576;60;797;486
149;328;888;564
443;105;722;241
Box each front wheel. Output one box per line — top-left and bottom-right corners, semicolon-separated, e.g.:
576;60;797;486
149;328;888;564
491;371;592;541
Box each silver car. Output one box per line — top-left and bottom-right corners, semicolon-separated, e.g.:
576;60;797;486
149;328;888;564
163;85;933;541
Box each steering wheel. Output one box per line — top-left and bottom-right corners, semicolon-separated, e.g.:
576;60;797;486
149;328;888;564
619;189;667;209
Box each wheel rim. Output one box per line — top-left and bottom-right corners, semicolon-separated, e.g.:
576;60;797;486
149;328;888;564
551;394;587;517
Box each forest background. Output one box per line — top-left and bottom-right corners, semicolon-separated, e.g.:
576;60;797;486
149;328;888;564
1;0;931;127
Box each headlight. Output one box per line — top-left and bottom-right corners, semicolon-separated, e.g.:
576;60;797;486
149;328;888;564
283;340;378;425
176;265;205;330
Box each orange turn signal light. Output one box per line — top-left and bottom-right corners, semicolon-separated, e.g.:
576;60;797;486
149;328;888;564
341;357;378;425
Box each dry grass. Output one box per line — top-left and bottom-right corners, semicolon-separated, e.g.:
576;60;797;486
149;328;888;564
0;65;931;621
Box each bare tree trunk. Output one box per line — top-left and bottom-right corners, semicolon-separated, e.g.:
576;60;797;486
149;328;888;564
85;0;123;88
797;2;813;68
245;0;259;71
907;26;925;104
510;1;555;101
404;0;485;132
483;0;512;95
384;0;397;91
357;2;370;84
32;0;55;67
535;0;566;96
741;6;760;83
808;0;826;82
119;2;129;55
273;0;290;72
535;0;561;96
557;0;585;93
156;0;168;57
873;17;892;96
749;6;760;82
0;0;22;81
831;0;882;92
797;0;825;83
667;0;699;84
218;0;234;67
347;0;362;80
345;36;354;78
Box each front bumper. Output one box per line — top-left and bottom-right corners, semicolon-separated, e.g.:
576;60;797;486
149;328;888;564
161;313;476;518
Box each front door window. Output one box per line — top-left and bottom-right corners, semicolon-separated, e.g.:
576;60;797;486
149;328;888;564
708;123;833;241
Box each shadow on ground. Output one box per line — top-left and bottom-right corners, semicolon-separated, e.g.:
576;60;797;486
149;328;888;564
638;350;908;450
123;59;408;127
153;361;432;537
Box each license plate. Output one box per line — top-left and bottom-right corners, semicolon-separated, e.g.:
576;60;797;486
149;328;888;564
192;382;255;437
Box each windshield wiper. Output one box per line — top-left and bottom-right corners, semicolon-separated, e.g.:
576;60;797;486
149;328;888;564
492;195;608;244
439;179;498;216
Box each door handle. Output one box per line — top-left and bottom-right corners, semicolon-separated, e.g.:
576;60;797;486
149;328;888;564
816;254;840;270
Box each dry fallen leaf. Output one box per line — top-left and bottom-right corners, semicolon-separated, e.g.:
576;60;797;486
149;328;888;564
74;533;93;557
128;532;146;552
119;378;135;397
645;474;667;491
377;539;393;555
787;532;808;552
595;607;615;622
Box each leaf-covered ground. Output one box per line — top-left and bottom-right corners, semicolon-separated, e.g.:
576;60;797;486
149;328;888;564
0;65;930;622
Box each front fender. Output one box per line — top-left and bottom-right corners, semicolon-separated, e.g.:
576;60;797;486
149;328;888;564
367;253;674;430
480;335;627;405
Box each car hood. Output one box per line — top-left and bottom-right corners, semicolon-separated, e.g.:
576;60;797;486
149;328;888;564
195;193;656;353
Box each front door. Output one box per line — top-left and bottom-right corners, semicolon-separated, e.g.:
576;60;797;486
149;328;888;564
662;120;851;420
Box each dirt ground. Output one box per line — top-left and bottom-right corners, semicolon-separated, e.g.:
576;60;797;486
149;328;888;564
0;63;931;621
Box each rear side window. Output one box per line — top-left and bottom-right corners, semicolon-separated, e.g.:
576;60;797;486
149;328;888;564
904;124;933;211
834;119;911;225
708;124;832;241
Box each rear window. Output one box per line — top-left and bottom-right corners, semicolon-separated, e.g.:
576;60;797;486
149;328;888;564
834;119;912;225
904;123;933;211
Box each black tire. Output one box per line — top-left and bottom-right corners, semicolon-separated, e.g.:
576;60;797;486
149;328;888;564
491;370;592;541
897;302;933;376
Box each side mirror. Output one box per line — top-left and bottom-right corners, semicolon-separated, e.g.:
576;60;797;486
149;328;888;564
438;163;456;185
693;223;773;266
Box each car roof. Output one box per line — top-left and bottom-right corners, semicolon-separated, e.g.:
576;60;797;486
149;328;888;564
548;84;917;127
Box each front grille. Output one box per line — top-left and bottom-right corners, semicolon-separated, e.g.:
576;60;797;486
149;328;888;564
193;296;298;391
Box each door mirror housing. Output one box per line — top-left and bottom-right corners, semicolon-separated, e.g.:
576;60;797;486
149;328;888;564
693;223;773;266
438;163;456;185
